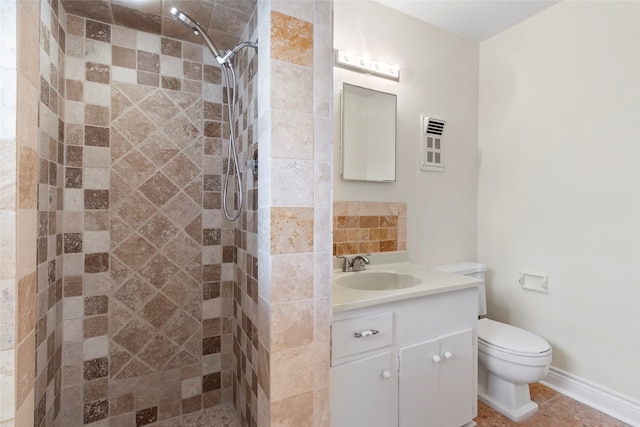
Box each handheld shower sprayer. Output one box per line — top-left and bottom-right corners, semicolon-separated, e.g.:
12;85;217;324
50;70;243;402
170;7;225;64
168;7;259;221
169;7;257;66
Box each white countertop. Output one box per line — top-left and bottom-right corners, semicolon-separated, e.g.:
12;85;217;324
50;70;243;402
332;254;481;313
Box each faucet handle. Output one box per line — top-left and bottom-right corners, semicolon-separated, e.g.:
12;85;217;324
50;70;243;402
337;255;352;272
351;254;371;271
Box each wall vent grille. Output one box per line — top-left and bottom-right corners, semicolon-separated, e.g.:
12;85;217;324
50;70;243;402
425;118;445;135
421;116;446;172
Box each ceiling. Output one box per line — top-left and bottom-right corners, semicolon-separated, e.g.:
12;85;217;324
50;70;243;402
60;0;256;50
60;0;560;50
374;0;560;41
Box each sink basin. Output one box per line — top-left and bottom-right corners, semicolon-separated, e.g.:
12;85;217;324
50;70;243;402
336;271;420;291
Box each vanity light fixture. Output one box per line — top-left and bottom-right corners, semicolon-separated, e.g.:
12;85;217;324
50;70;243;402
335;49;400;81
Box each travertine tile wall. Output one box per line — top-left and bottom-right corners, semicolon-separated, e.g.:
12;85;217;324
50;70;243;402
35;0;66;425
256;1;333;425
54;9;258;423
229;13;260;427
5;1;335;426
1;0;40;425
0;0;18;423
333;201;408;256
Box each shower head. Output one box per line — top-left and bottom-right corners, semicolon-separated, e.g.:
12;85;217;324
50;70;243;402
170;7;224;63
170;7;199;34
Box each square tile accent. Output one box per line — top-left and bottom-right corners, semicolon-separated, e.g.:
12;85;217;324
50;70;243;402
333;201;408;255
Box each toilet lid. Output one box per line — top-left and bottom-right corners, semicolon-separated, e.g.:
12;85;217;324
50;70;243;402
478;318;551;355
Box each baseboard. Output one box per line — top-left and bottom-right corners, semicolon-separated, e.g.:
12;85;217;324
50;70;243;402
541;366;640;426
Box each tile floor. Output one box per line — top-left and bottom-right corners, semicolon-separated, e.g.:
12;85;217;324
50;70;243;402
183;383;633;427
157;404;240;427
474;383;632;426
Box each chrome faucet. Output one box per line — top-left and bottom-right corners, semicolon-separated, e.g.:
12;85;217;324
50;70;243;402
337;254;371;272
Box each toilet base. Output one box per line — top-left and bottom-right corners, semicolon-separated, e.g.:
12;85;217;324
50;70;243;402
478;369;539;422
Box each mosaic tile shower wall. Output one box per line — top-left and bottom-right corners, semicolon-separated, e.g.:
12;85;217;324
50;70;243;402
20;0;334;425
229;14;260;427
51;8;257;426
35;0;66;424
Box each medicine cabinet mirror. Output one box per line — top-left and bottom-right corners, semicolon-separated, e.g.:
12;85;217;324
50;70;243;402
341;83;397;182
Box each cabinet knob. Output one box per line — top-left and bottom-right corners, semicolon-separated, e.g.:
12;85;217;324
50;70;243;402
444;351;453;359
381;370;391;379
432;355;441;363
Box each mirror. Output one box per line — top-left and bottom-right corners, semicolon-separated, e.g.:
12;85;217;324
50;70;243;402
341;83;397;182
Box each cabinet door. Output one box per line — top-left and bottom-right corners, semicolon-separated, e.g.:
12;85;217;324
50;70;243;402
331;351;398;427
439;328;474;427
399;329;475;427
398;338;440;427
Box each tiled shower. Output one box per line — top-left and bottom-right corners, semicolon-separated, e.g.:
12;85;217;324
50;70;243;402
37;2;259;425
3;0;332;426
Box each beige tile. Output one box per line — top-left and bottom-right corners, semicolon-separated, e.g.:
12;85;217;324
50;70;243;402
314;70;330;116
17;2;40;89
271;300;314;352
313;385;330;427
85;39;112;65
271;254;314;303
0;211;16;280
271;110;314;160
16;76;40;151
83;167;110;190
271;60;313;114
270;207;314;255
271;389;313;426
271;0;314;23
313;23;332;76
314;163;331;208
0;140;16;210
270;344;314;401
271;159;314;207
0;348;15;420
14;388;34;427
0;279;16;350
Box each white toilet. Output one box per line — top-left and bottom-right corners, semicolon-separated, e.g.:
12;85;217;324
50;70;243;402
432;262;552;422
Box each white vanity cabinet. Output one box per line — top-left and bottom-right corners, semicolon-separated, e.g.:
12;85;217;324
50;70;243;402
398;328;474;427
331;287;478;427
331;350;398;427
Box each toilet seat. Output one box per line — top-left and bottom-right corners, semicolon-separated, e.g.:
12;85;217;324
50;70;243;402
478;318;551;358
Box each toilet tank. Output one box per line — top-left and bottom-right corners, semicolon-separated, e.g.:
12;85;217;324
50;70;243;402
431;262;487;316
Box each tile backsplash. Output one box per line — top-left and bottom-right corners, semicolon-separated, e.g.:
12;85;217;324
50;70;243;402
333;201;407;256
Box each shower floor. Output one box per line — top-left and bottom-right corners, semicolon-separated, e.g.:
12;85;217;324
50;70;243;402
159;404;240;427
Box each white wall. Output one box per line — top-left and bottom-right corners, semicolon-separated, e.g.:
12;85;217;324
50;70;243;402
333;0;479;265
478;1;640;401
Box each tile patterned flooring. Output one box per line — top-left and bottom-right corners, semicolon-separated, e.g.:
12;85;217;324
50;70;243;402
185;383;633;427
474;383;632;427
158;404;240;427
